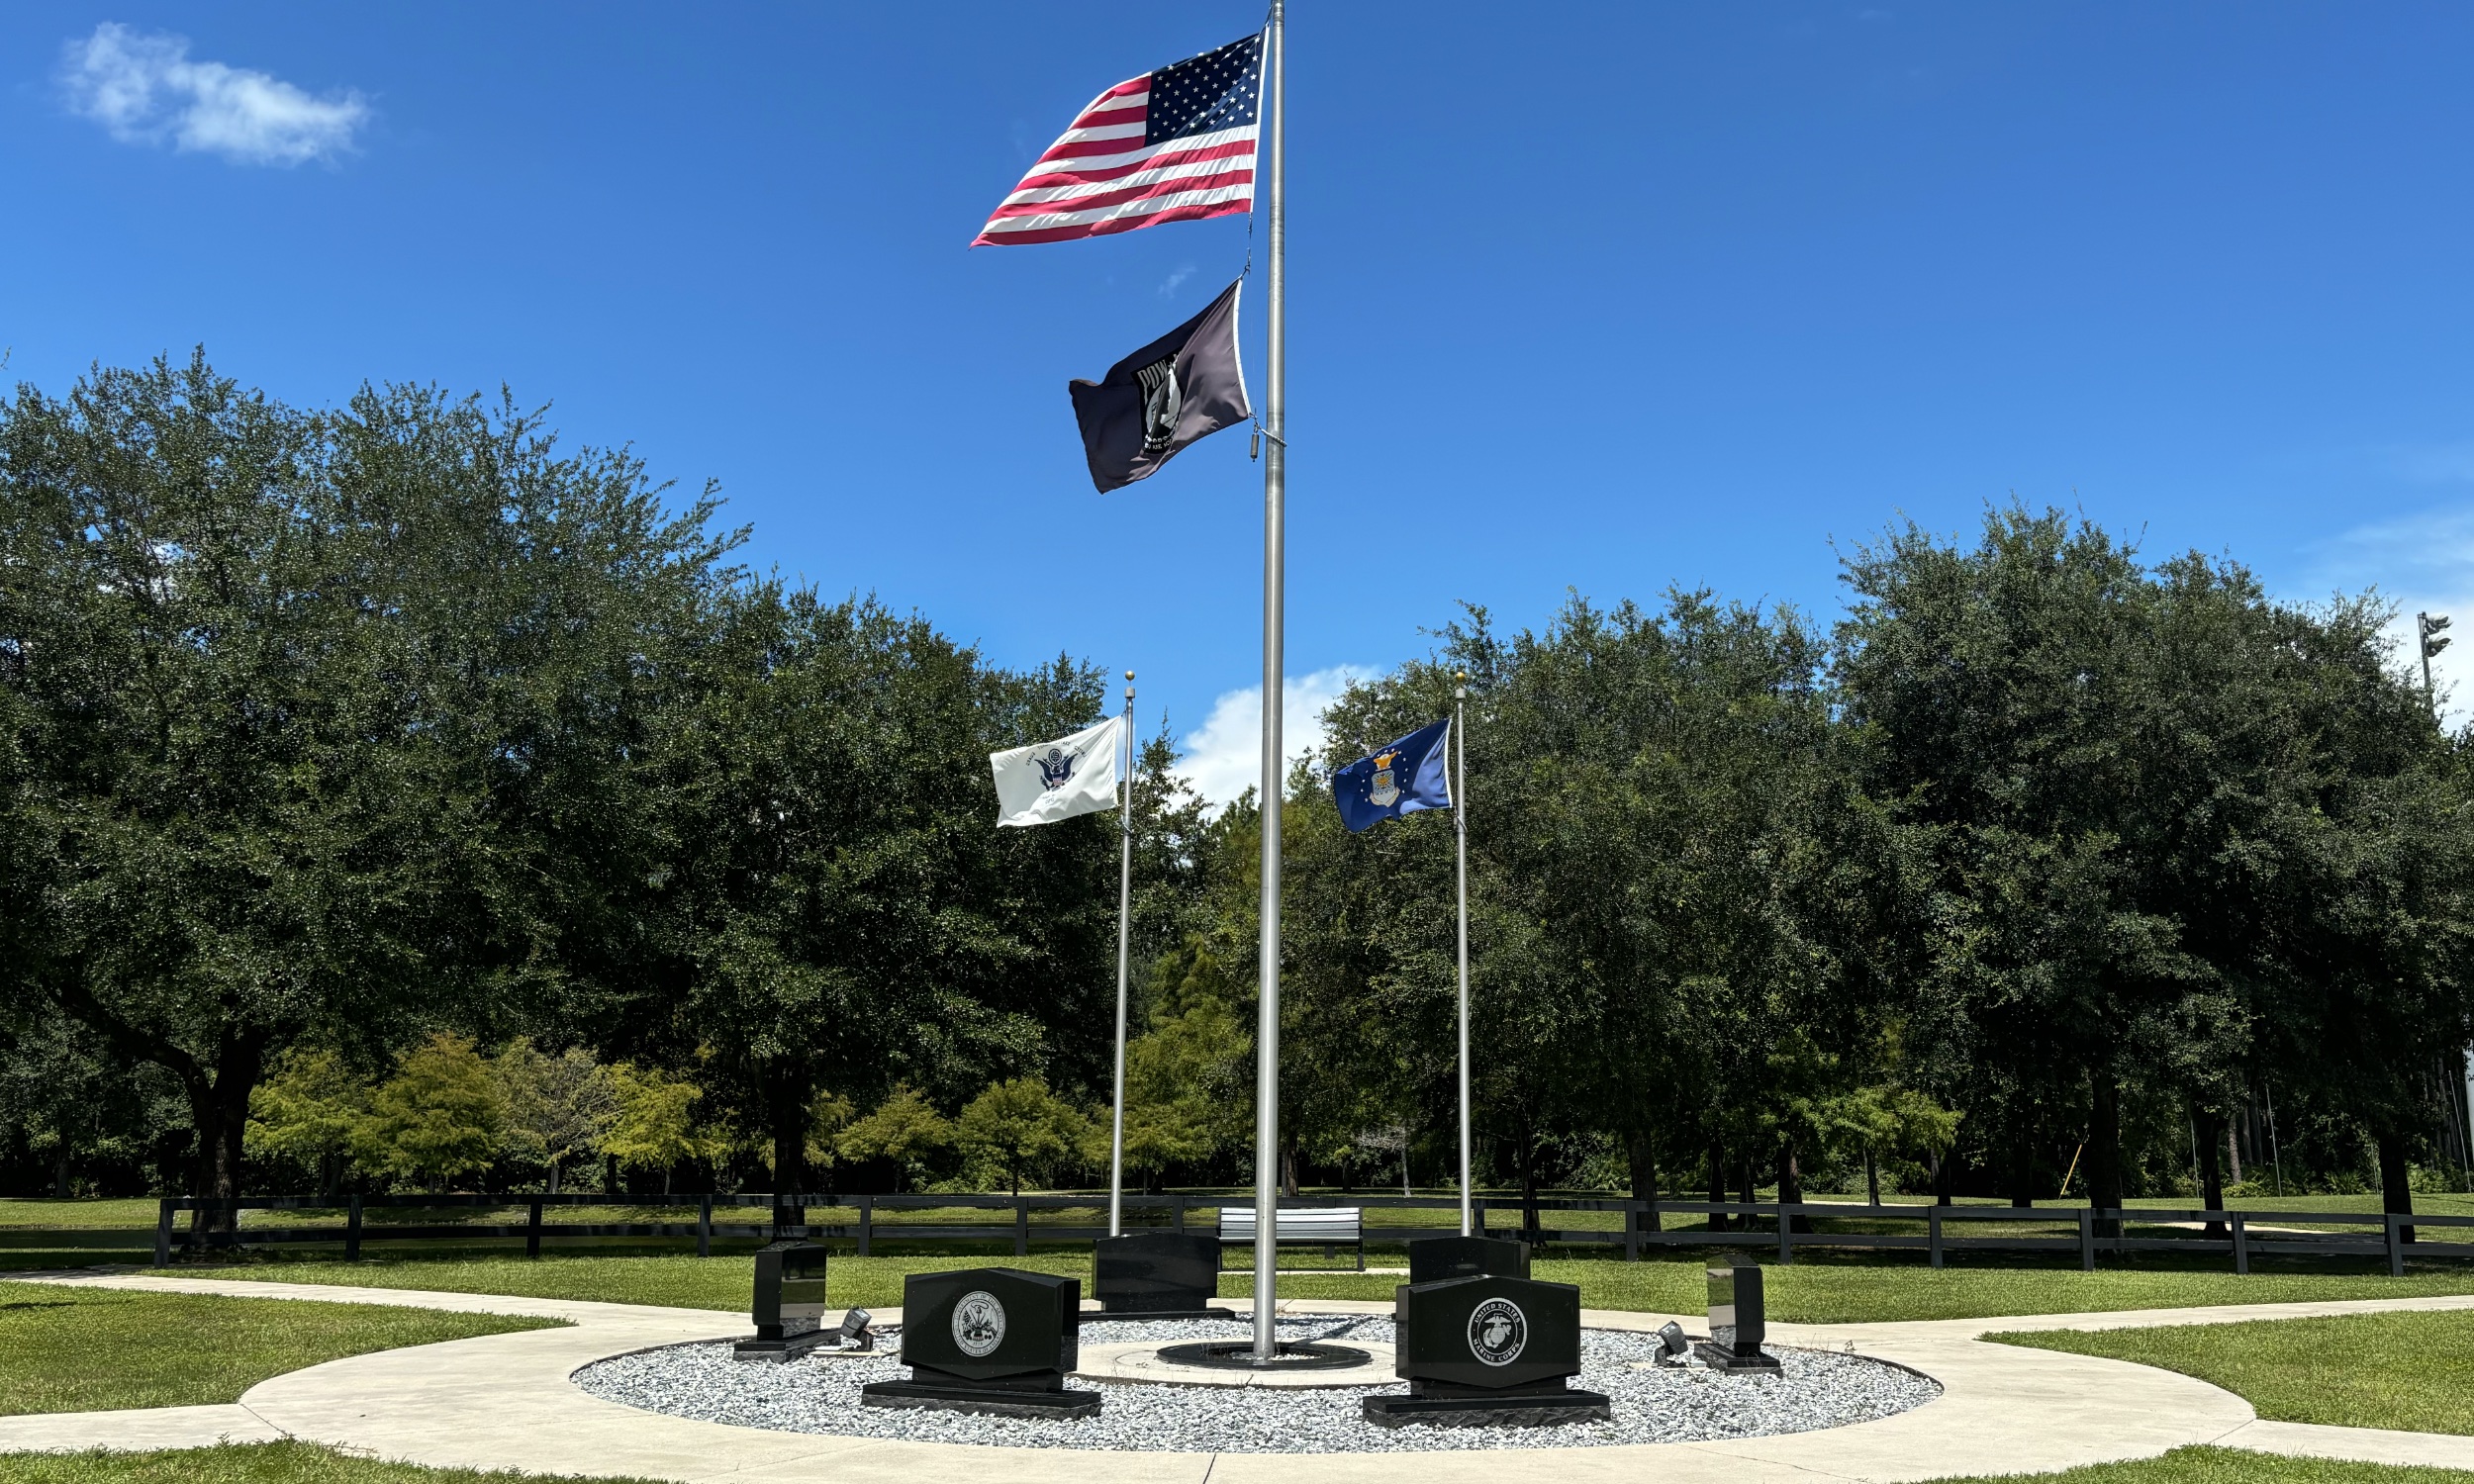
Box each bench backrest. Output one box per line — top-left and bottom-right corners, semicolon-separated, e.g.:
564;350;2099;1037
1218;1206;1363;1240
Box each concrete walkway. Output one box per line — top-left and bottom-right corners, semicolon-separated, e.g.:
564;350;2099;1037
5;1271;2474;1480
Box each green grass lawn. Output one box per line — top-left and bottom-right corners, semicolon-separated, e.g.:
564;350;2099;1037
0;1444;660;1484
2;1442;2468;1484
1922;1447;2474;1483
1993;1309;2474;1435
0;1281;561;1416
139;1249;2474;1324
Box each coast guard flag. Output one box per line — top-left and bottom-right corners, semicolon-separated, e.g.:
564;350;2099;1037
1070;279;1252;493
1332;719;1454;833
991;715;1125;828
974;33;1264;246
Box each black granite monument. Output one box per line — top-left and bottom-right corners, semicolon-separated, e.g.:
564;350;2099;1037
1697;1261;1781;1373
859;1266;1101;1418
1362;1272;1610;1428
1407;1234;1531;1285
1091;1230;1237;1320
732;1239;833;1361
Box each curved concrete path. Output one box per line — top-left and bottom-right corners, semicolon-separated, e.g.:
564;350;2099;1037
7;1272;2474;1480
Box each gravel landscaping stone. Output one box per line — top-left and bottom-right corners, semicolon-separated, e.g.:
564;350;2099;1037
573;1315;1940;1452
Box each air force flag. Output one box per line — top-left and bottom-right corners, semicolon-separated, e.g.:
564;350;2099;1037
991;715;1125;828
1332;718;1453;833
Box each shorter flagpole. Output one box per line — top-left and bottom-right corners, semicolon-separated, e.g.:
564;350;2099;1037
1455;671;1472;1238
1108;673;1136;1239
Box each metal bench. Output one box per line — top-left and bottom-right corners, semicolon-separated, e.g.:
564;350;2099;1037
1216;1206;1365;1271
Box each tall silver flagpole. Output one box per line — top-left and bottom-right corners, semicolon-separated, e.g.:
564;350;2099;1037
1455;672;1472;1238
1109;672;1136;1239
1252;0;1287;1364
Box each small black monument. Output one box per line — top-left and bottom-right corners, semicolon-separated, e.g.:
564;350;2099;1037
1407;1234;1531;1285
859;1266;1101;1418
1697;1262;1780;1373
733;1239;834;1361
1363;1272;1610;1428
1091;1230;1237;1320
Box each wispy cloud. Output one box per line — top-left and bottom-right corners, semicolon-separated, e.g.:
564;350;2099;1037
2381;442;2474;486
2312;507;2474;722
1160;263;1196;297
59;23;368;166
1178;665;1375;809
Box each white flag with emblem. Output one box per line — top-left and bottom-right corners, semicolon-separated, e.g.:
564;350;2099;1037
990;714;1125;828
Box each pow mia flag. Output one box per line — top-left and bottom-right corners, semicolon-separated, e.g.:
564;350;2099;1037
1068;279;1252;493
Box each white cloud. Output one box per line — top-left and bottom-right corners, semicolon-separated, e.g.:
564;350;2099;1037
2311;508;2474;725
1160;263;1196;296
60;23;368;166
1179;665;1376;809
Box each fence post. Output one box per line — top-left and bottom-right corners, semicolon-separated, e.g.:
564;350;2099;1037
698;1195;713;1258
1015;1197;1031;1257
858;1195;873;1257
1928;1205;1944;1269
2233;1213;2248;1275
345;1196;362;1262
2388;1213;2405;1277
2078;1208;2095;1271
153;1199;173;1267
526;1200;542;1259
1778;1202;1793;1264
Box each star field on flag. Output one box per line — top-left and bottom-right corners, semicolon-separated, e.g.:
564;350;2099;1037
973;33;1264;247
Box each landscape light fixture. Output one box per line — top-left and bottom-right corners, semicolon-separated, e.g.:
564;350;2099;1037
1654;1321;1690;1364
836;1307;874;1350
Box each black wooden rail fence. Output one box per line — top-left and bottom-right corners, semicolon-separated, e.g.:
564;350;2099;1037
75;1192;2474;1277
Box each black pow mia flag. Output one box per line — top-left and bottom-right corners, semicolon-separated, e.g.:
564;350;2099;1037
1068;279;1252;493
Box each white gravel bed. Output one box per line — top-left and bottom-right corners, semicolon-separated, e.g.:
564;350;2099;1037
573;1315;1939;1452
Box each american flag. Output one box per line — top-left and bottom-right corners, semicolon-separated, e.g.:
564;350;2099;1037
974;33;1264;247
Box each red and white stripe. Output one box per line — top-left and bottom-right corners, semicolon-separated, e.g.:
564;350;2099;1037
973;76;1257;246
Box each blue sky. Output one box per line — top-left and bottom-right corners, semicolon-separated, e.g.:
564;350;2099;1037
9;4;2474;796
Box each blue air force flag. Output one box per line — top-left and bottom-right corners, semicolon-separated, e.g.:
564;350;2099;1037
991;715;1125;828
1331;718;1453;833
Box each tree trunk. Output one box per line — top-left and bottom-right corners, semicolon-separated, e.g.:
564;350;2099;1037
2195;1109;2228;1237
1626;1129;1662;1233
2010;1122;2037;1208
546;1159;562;1196
1282;1135;1299;1199
771;1098;807;1203
53;1143;70;1200
1516;1123;1543;1243
605;1152;621;1195
1738;1157;1759;1238
1865;1146;1880;1208
1777;1143;1808;1234
2378;1131;2417;1246
2227;1122;2243;1186
182;1032;267;1249
1707;1140;1728;1232
2088;1069;2125;1240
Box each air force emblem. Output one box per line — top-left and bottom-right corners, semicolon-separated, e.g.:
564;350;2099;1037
1368;751;1400;808
1035;746;1079;791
